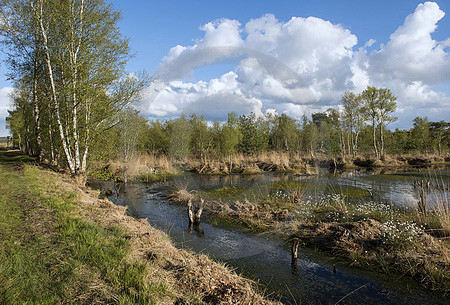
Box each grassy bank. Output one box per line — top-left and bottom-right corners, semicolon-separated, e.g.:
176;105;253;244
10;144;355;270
0;149;277;305
170;180;450;293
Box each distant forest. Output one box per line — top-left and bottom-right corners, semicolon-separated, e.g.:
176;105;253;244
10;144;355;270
90;87;449;165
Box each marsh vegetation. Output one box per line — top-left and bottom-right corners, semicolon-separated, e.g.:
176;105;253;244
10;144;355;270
166;167;450;294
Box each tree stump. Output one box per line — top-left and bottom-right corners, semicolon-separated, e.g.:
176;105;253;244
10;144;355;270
291;237;300;260
187;198;204;226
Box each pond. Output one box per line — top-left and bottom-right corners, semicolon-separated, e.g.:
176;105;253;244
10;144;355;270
172;165;449;210
93;165;449;304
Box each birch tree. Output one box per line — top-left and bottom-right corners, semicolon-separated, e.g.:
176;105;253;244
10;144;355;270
376;88;397;158
341;91;366;156
361;86;381;159
1;0;149;176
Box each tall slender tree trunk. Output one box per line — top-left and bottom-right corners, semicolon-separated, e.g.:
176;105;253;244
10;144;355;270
372;118;378;159
72;76;81;170
49;122;55;162
69;0;84;172
81;100;91;172
354;132;360;156
32;48;43;161
36;1;76;174
379;124;385;158
347;132;351;156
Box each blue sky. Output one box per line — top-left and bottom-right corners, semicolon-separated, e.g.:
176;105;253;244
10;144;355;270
1;0;449;136
108;0;449;78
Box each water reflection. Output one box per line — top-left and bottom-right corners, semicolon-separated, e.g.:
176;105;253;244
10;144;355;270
167;165;449;211
89;165;449;304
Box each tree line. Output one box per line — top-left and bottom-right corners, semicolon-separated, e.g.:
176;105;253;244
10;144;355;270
91;89;449;165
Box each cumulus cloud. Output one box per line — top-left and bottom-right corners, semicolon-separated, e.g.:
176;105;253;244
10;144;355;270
158;19;244;81
141;2;449;127
368;2;449;85
362;2;450;126
0;87;13;136
138;72;264;120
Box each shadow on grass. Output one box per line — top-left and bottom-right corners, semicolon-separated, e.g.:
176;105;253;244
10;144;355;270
0;147;36;171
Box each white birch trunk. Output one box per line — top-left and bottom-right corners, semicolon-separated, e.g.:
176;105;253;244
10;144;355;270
35;0;76;174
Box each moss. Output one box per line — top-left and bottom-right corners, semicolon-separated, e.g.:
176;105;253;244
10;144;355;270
137;172;180;183
201;186;248;199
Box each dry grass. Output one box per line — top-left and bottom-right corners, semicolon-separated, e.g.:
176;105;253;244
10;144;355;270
97;153;179;182
68;178;279;304
295;219;450;291
436;202;450;237
4;163;278;303
256;151;290;169
127;154;175;177
169;189;197;203
411;175;450;238
187;151;311;174
0;148;278;304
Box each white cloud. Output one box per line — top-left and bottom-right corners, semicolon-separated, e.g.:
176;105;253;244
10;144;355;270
0;87;13;136
365;39;376;47
0;87;13;116
139;72;264;120
157;18;244;81
367;2;449;86
200;19;244;48
145;2;449;127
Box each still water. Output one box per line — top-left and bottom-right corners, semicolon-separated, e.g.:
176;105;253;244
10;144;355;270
97;166;449;304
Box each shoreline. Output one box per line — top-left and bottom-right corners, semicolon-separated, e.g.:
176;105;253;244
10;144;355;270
0;149;279;304
87;152;450;183
168;184;450;293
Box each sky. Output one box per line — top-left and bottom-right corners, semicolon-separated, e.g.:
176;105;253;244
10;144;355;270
0;0;449;136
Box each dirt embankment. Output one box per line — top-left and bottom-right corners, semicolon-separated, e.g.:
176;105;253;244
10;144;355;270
62;177;279;304
294;220;449;291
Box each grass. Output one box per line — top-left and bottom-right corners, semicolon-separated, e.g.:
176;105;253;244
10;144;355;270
198;180;371;210
202;186;248;199
412;179;450;238
88;153;181;183
0;149;278;305
0;151;168;304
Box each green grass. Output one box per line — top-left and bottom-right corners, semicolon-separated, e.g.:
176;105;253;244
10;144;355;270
268;181;371;198
0;151;169;304
137;172;179;183
201;186;248;199
199;180;372;212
